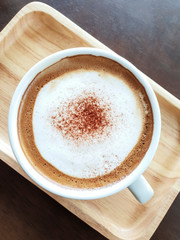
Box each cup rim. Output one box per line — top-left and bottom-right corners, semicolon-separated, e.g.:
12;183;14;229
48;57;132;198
8;47;161;199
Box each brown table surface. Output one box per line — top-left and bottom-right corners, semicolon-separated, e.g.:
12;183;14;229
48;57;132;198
0;1;179;239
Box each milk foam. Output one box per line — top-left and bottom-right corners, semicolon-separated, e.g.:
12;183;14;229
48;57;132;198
33;70;143;178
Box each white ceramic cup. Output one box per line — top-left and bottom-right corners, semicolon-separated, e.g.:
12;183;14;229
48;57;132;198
8;47;161;204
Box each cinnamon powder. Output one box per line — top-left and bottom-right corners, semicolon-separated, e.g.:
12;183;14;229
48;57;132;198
51;92;113;144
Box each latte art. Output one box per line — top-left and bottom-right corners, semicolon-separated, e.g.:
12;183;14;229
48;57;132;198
18;55;153;188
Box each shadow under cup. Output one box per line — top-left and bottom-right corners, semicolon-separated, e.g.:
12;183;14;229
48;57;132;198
8;47;161;201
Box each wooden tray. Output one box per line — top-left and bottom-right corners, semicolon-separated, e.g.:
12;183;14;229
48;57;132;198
0;2;180;240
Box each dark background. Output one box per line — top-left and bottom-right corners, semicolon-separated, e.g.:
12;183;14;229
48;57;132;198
0;1;180;239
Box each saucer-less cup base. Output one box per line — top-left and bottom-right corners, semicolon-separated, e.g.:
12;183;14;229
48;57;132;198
8;47;161;203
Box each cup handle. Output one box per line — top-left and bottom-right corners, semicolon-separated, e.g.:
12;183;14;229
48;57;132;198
128;175;154;204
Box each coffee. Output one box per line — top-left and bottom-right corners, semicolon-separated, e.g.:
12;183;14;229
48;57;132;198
18;55;153;189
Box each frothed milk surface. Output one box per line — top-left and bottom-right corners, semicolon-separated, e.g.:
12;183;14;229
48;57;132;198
33;70;142;178
18;55;153;188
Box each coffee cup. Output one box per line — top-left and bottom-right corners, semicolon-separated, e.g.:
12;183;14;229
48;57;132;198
8;47;161;203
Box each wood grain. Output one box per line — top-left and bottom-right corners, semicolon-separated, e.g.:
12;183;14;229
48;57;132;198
0;2;180;240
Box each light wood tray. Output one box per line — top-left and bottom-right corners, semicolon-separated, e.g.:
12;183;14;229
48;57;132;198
0;2;180;240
